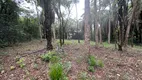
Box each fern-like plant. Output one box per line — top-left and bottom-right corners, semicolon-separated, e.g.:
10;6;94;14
88;55;97;66
49;63;64;80
41;51;56;62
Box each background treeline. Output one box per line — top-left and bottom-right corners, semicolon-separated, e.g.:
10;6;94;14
0;0;142;50
0;0;40;47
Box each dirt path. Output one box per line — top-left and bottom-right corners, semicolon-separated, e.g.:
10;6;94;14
0;40;142;80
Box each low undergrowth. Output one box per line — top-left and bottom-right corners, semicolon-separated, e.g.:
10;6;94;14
88;55;104;72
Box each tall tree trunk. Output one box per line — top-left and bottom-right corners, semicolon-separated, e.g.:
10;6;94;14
108;17;111;44
99;26;102;44
53;26;56;40
118;0;123;51
140;29;142;43
63;25;65;44
84;0;90;50
43;0;54;50
94;0;99;46
91;25;93;41
124;0;137;47
59;22;62;46
58;0;63;46
98;0;102;44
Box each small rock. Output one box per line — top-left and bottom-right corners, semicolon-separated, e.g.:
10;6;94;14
117;74;120;77
1;70;5;74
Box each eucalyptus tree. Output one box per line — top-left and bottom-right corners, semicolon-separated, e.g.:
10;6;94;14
124;0;141;47
93;0;99;46
84;0;91;50
52;0;73;46
38;0;55;50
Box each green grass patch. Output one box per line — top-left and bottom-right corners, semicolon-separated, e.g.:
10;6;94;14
49;62;68;80
103;42;114;48
49;63;64;80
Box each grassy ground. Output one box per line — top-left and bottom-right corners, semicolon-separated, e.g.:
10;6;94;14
0;40;142;80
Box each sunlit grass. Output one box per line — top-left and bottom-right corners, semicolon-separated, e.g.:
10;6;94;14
55;39;142;50
55;39;96;45
132;45;142;51
103;42;114;48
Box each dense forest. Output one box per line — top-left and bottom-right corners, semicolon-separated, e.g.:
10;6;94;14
0;0;142;80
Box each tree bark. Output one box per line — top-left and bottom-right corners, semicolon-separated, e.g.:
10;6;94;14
43;0;54;50
108;16;111;44
94;0;99;46
99;26;102;44
98;0;102;44
124;0;137;47
117;0;124;51
84;0;90;49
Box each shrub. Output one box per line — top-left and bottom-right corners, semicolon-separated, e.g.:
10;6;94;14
97;60;104;68
88;66;95;72
49;63;64;80
41;53;51;62
88;55;97;66
41;51;56;62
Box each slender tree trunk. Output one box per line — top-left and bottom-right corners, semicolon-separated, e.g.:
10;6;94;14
58;1;63;46
59;22;62;46
84;0;90;50
75;3;80;43
99;26;102;44
108;1;112;44
91;25;93;41
108;17;111;44
53;26;56;40
63;25;65;44
140;29;142;43
94;0;99;46
124;0;137;47
98;0;102;44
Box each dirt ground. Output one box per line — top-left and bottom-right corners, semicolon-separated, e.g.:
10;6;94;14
0;40;142;80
